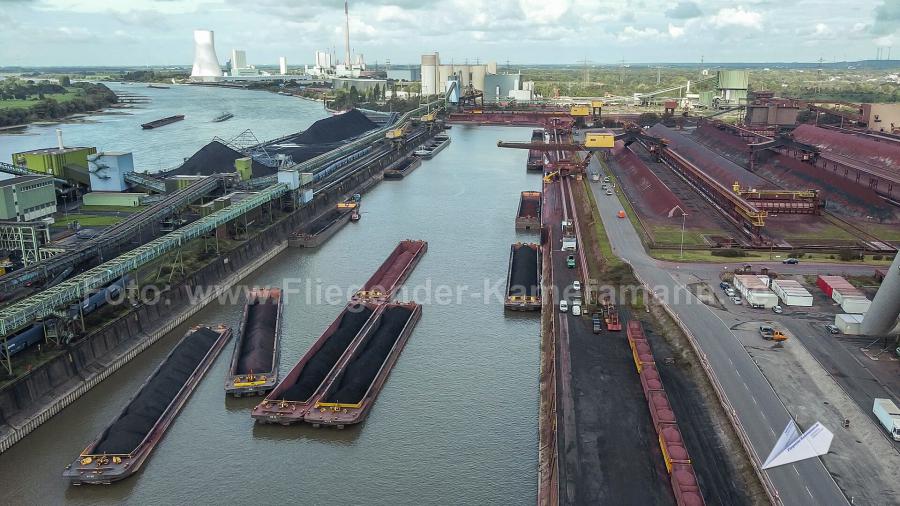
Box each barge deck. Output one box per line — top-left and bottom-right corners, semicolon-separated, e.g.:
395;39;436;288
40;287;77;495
288;207;354;248
384;155;422;179
527;129;545;171
505;242;541;311
414;134;450;159
515;191;542;231
63;325;232;485
225;288;283;396
306;302;422;427
141;115;184;129
354;239;428;302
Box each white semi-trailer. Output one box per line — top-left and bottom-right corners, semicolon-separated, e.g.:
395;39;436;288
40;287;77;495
873;398;900;441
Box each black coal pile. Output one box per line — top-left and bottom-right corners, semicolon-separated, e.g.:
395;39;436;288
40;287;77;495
278;304;374;402
167;140;274;178
324;306;412;405
509;246;538;297
236;296;278;375
94;327;220;455
295;109;377;144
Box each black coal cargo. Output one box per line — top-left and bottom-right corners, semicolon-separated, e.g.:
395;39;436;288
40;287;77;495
324;306;412;405
509;246;538;297
236;297;278;375
278;305;374;402
93;327;220;455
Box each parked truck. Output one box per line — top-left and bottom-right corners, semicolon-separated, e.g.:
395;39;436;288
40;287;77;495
873;398;900;441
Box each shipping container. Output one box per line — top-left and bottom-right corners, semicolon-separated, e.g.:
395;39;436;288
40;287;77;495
840;296;871;314
772;279;813;306
832;286;865;304
834;313;864;334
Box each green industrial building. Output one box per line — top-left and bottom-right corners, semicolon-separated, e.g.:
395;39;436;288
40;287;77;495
12;146;96;186
0;175;57;222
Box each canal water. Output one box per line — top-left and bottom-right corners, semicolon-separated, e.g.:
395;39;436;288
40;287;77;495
0;82;328;172
0;86;542;505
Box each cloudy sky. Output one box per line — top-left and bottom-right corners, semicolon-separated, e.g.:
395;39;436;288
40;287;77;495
1;0;898;67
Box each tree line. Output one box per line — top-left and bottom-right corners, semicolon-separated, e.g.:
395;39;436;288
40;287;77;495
0;79;118;127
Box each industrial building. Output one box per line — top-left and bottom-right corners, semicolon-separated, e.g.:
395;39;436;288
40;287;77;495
387;67;421;82
332;77;387;95
12;142;95;187
698;70;749;109
483;73;535;102
0;175;57;222
420;52;497;96
860;103;900;134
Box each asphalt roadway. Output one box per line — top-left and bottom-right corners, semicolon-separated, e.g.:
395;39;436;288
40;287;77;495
588;158;850;506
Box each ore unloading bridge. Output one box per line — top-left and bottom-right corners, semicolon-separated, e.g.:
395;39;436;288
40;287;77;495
63;325;231;485
251;240;426;425
505;242;541;311
225;288;283;396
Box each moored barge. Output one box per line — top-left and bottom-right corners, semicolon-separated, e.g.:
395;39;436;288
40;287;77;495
251;302;380;424
288;205;354;248
63;325;232;485
305;302;422;428
384;155;422;179
504;242;541;311
225;288;283;396
141;115;184;129
527;128;545;171
414;134;450;159
515;191;542;231
354;239;428;302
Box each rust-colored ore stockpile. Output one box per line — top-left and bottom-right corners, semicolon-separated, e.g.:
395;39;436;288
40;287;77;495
516;191;542;230
252;241;426;426
505;243;541;311
226;288;283;396
627;321;706;506
64;326;232;485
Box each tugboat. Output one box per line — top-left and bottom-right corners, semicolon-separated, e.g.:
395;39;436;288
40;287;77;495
349;193;361;222
212;112;234;123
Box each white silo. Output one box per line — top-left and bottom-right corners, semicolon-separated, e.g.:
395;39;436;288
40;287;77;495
421;53;439;96
191;30;223;81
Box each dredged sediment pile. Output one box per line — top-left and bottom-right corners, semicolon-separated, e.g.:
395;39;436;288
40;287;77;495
278;305;374;401
323;306;412;405
236;296;277;375
509;246;538;297
93;327;221;454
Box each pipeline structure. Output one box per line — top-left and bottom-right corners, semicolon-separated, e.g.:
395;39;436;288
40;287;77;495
627;321;706;506
62;325;232;485
225;288;283;396
251;240;426;426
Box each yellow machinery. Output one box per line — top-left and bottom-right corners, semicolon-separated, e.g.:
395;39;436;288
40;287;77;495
584;132;615;148
732;182;819;200
543;171;560;183
569;104;590;117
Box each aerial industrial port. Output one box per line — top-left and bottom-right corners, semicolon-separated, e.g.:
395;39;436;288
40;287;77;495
1;1;899;504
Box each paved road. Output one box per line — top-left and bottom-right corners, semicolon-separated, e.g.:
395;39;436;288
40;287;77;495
587;160;849;506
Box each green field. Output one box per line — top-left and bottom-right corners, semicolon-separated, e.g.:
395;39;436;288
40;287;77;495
0;92;80;110
52;214;123;227
650;248;893;265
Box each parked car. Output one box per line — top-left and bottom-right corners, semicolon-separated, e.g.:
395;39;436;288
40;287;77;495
731;295;743;305
725;288;736;297
825;324;840;334
720;281;731;290
783;258;800;264
559;300;568;313
566;255;576;268
751;303;764;309
772;305;783;314
572;281;581;291
592;313;602;334
606;189;613;196
572;304;582;316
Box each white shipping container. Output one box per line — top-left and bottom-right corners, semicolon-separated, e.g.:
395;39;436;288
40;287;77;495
771;279;813;307
835;313;864;334
841;297;871;314
746;290;779;308
832;286;865;304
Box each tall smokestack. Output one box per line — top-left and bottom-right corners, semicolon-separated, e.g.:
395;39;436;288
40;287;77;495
56;128;64;150
344;1;351;67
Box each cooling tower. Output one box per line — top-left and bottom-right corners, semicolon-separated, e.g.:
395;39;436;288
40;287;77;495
191;30;223;80
861;253;900;335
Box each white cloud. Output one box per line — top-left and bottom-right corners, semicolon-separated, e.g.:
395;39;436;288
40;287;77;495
519;0;570;24
709;6;763;30
668;23;685;38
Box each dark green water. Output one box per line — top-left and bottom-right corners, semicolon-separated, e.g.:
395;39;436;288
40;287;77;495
0;117;542;504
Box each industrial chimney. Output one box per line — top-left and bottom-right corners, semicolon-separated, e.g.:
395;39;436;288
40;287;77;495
56;128;64;150
344;1;351;67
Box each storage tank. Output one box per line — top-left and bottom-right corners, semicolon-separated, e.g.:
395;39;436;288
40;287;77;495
421;53;439;96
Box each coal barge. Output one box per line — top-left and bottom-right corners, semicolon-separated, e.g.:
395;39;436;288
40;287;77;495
515;191;541;231
527;129;545;171
289;206;354;248
63;325;232;485
384;155;422;179
251;240;427;425
305;302;422;428
414;133;450;159
504;242;541;311
225;288;283;396
141;115;185;129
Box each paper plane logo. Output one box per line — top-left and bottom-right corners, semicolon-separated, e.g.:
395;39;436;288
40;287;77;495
762;420;833;470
